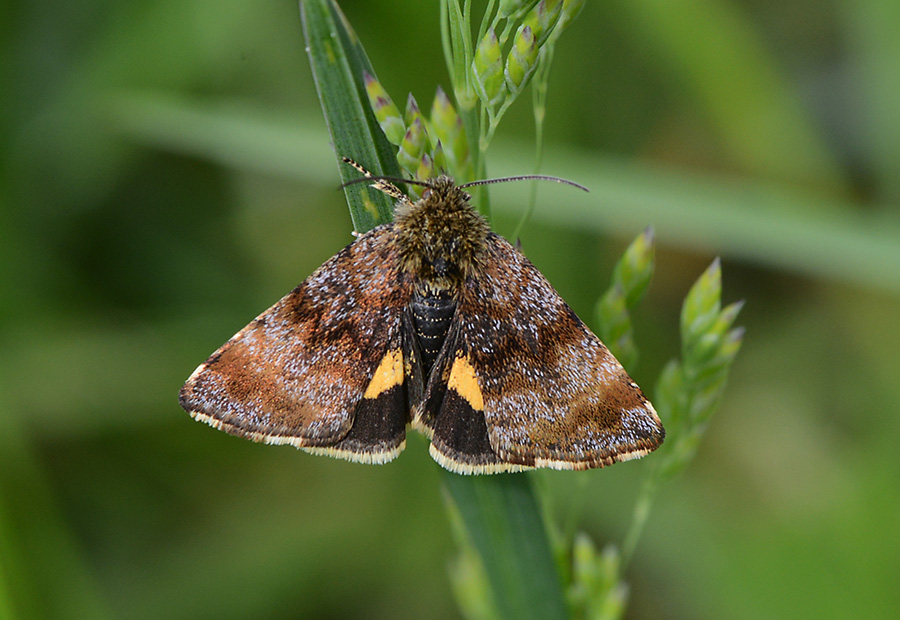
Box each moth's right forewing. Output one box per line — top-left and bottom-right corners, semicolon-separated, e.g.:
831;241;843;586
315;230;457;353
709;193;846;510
179;224;413;453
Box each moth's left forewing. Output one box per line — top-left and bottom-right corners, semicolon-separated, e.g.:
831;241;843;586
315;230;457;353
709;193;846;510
459;234;665;470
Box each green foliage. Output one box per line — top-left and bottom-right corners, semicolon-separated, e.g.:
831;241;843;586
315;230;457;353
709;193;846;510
472;29;505;107
594;226;656;370
658;259;745;480
364;77;473;188
440;0;583;163
622;258;744;564
568;535;627;620
505;25;538;92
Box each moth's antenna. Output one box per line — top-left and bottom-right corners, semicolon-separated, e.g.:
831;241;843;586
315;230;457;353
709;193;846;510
460;175;589;193
340;157;427;202
341;175;434;191
341;157;589;195
341;157;376;178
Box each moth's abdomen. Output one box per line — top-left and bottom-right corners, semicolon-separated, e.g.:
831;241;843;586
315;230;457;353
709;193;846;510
410;292;456;373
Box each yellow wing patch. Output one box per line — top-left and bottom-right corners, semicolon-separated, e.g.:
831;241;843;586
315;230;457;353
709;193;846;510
363;349;404;399
447;355;484;411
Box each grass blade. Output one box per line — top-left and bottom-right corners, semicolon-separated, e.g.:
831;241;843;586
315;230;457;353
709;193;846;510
443;473;568;620
300;0;401;232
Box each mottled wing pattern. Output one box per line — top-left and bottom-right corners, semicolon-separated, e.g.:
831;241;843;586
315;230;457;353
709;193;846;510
179;224;415;463
449;233;664;471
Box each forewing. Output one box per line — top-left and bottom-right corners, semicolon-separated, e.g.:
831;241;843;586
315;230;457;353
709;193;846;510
456;233;664;470
179;224;414;462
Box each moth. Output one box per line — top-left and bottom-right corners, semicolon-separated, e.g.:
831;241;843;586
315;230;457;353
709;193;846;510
179;160;664;474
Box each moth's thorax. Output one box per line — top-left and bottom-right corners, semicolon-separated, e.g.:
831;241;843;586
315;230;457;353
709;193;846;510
394;176;490;296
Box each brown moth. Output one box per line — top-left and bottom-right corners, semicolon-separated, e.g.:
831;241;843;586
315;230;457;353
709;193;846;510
179;161;664;474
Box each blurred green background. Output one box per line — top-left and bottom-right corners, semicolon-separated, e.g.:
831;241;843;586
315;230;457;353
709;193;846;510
2;0;899;618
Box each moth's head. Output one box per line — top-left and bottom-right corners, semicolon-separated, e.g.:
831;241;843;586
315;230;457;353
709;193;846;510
394;177;490;290
341;157;588;296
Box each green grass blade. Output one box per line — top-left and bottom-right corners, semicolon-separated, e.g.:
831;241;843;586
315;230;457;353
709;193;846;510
300;0;400;232
443;472;569;620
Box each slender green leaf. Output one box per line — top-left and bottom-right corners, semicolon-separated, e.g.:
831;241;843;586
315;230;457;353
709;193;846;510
300;0;400;232
443;473;568;620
